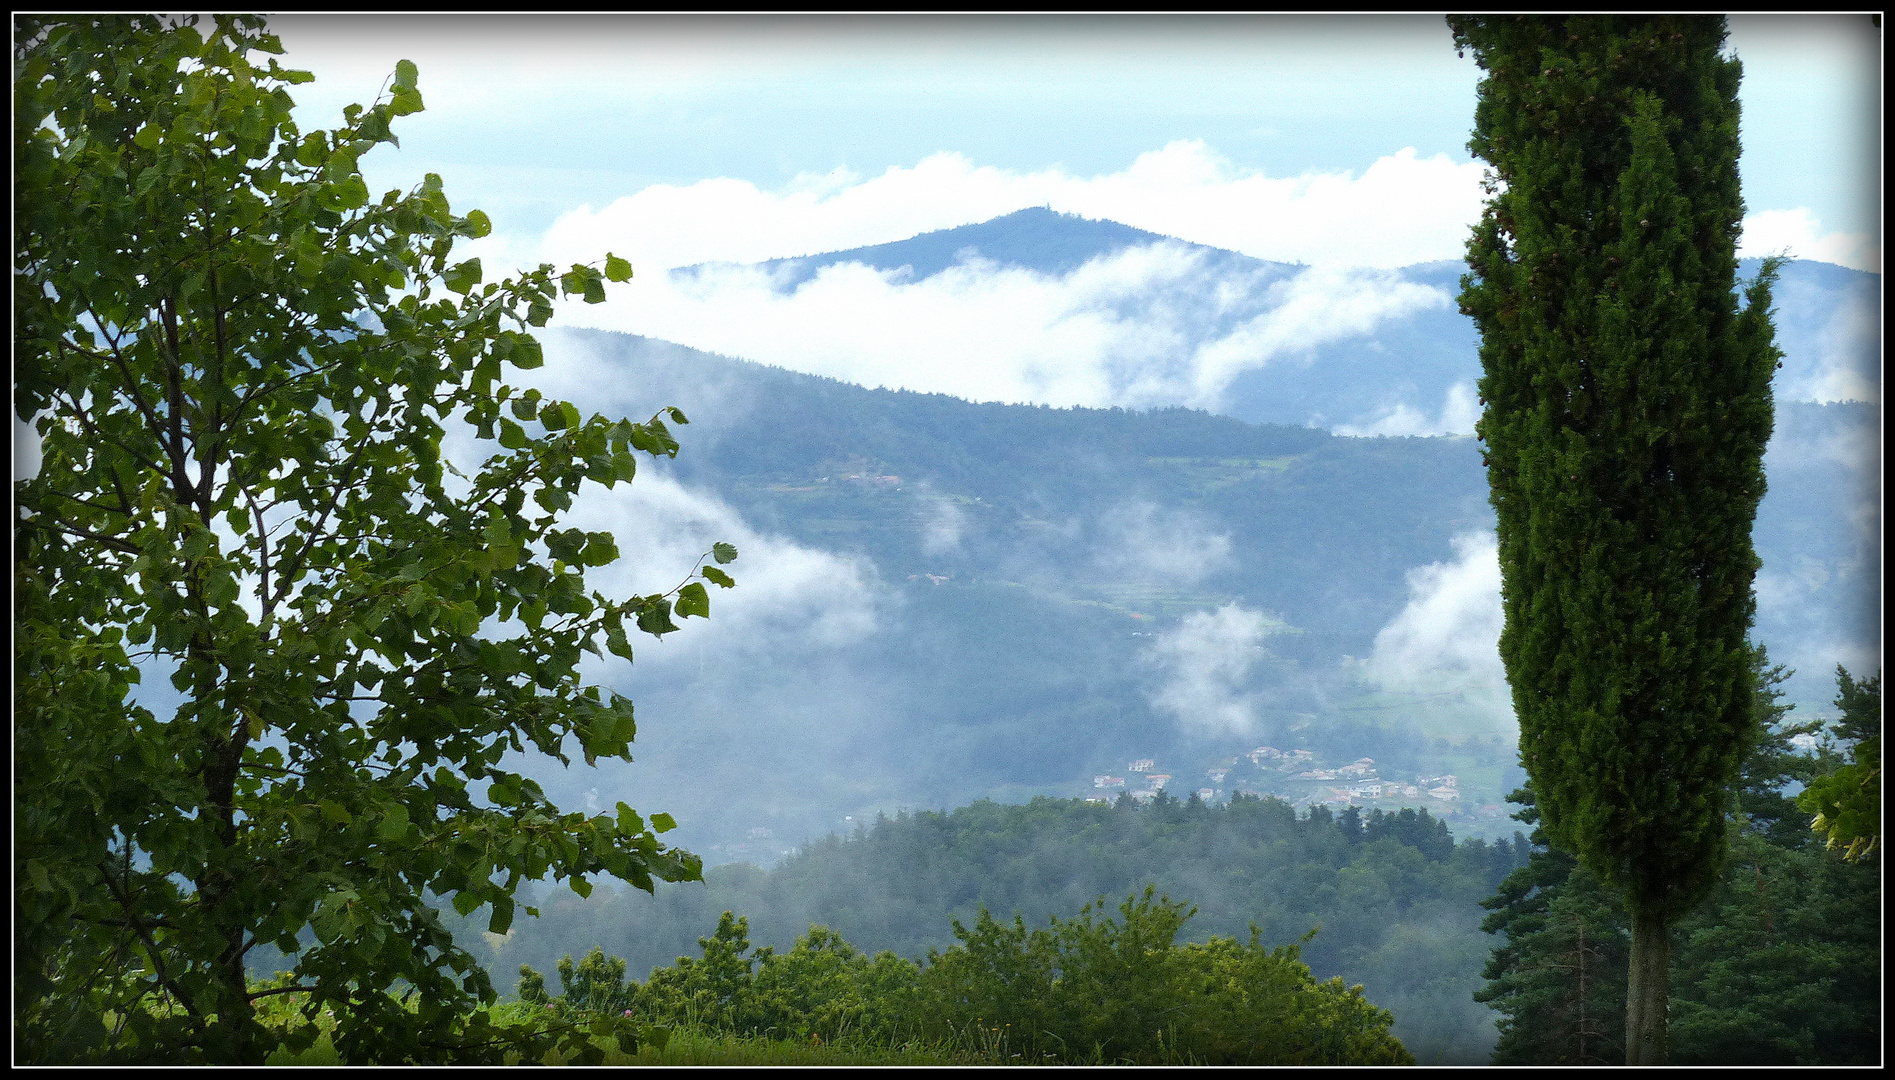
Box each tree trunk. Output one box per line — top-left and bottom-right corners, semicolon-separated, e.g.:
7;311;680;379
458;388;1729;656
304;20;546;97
1624;906;1669;1065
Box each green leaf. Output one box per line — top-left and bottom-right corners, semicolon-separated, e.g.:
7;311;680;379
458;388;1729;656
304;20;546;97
393;58;420;92
700;566;735;589
569;875;593;899
390;86;423;117
711;542;738;565
488;896;515;936
650;812;676;833
377;803;411;840
604;253;633;282
444;258;482;295
636;598;678;637
675;582;709;619
497;418;527;449
452;890;483;917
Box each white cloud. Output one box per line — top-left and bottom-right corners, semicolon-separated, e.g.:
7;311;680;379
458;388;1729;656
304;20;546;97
1332;381;1480;438
1096;502;1232;586
1361;532;1513;730
509;240;1447;415
435;331;888;667
1145;603;1286;737
1185;266;1451;410
562;473;884;659
918;490;970;557
1739;207;1880;274
502;140;1487;274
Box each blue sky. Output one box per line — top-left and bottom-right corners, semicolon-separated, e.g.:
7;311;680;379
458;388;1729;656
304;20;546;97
275;14;1879;273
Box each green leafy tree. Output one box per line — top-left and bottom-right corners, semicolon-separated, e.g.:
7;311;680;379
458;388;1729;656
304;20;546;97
14;15;735;1063
1449;15;1785;1064
636;911;767;1032
749;925;922;1044
1797;667;1881;861
555;946;636;1016
917;886;1413;1065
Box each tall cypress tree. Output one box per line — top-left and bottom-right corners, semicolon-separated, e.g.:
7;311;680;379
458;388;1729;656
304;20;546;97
1447;15;1784;1064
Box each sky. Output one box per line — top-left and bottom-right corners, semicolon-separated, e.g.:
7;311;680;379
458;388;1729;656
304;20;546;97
271;14;1881;278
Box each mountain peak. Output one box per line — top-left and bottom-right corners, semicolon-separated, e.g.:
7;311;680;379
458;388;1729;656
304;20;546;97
679;207;1281;287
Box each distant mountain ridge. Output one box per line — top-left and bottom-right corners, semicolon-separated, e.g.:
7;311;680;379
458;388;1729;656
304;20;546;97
664;208;1877;434
673;206;1284;288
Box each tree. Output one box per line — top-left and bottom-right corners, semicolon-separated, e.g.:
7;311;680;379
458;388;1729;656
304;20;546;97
916;887;1414;1065
15;15;735;1063
1797;666;1881;861
1474;785;1628;1064
1476;654;1881;1064
1449;15;1785;1064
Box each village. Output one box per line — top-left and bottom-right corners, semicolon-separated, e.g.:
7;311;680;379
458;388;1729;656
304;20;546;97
1085;745;1482;818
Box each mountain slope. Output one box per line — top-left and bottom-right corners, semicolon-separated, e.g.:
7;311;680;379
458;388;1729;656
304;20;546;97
521;327;1876;868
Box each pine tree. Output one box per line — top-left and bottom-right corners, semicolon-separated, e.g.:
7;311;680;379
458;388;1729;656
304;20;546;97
1449;15;1785;1063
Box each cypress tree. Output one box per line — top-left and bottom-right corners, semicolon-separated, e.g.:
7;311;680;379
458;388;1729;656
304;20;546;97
1448;15;1784;1064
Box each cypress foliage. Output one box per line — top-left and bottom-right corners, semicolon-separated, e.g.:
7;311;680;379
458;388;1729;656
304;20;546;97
1476;663;1883;1065
1448;15;1785;1064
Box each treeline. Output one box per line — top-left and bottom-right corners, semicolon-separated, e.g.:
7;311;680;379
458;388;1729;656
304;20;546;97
517;888;1413;1065
462;796;1528;1063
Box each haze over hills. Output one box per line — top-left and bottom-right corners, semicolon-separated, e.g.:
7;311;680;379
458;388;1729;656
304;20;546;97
104;210;1879;870
644;207;1879;436
513;257;1876;866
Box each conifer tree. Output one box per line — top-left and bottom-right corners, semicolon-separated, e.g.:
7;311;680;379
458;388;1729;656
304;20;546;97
1448;15;1784;1064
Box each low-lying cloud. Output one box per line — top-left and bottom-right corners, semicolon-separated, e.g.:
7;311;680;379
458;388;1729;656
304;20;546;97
1096;502;1233;587
1145;603;1286;738
1333;381;1480;438
517;241;1448;416
1739;207;1879;275
1360;532;1513;731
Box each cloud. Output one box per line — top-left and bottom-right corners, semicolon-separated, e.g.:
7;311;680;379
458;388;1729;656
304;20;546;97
496;140;1488;274
917;489;970;557
1145;604;1286;737
511;240;1447;415
1095;502;1232;586
1332;381;1480;438
1360;532;1513;730
563;472;885;661
1183;266;1452;410
1739;207;1880;274
435;331;889;666
1770;272;1881;406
